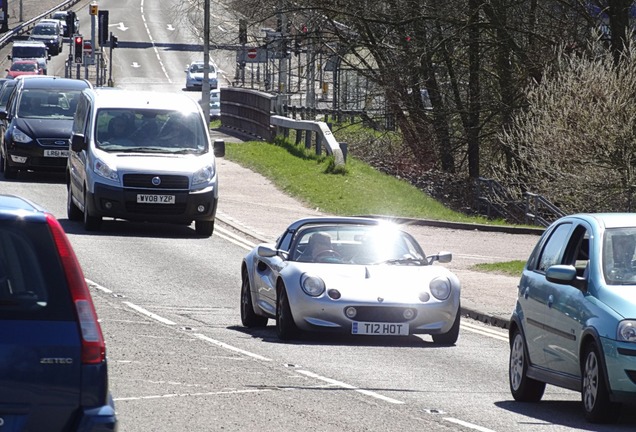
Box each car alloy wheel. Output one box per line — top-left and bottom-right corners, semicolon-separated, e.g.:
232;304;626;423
509;328;545;402
276;285;299;340
2;152;17;179
240;273;268;328
582;341;620;423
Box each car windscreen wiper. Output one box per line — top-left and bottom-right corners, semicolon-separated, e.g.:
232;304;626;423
381;257;426;265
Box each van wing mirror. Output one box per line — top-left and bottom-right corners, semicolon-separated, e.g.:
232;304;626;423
70;133;87;152
213;139;225;158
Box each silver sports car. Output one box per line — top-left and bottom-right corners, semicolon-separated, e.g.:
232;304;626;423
240;217;462;343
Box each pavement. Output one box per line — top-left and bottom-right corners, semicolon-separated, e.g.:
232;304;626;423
210;129;545;331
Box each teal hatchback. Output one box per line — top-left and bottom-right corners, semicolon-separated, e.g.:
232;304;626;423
509;213;636;423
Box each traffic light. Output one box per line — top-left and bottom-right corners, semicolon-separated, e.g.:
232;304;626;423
74;36;83;63
66;11;76;35
98;10;109;46
110;34;118;49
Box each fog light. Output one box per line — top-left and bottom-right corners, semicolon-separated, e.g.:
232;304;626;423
419;292;430;302
10;155;27;163
197;204;205;213
403;308;415;320
327;289;341;299
345;307;357;318
104;201;113;210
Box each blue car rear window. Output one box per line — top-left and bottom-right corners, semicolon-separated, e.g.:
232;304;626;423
0;222;73;320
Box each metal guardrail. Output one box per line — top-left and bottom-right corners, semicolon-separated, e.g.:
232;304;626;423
476;177;564;227
270;115;345;167
220;87;346;168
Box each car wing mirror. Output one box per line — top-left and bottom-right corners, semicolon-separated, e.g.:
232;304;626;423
0;110;8;121
546;264;577;284
428;251;452;264
257;244;288;260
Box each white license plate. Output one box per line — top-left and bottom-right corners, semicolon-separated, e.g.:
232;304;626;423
43;149;69;157
351;321;409;336
137;194;175;204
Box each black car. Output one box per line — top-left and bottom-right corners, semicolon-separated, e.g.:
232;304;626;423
28;21;63;56
0;76;91;179
0;194;117;430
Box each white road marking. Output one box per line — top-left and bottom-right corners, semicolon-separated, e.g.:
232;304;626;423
461;321;508;342
214;225;255;249
140;0;171;82
123;301;176;325
193;334;272;361
296;370;404;404
114;388;270;402
444;417;498;432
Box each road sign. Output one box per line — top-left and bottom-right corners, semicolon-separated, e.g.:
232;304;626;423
237;47;266;63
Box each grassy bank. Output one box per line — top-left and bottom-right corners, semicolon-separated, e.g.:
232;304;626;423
225;139;501;224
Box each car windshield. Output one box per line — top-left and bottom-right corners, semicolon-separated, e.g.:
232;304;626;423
95;108;208;153
32;25;57;36
11;63;37;72
190;63;215;73
17;89;82;119
291;224;427;265
603;228;636;284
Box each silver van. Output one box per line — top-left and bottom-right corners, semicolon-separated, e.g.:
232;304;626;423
8;40;50;74
67;88;224;237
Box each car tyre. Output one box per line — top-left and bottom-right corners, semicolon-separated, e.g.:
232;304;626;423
195;220;214;237
509;328;545;402
432;305;460;345
83;190;101;231
240;273;268;328
582;341;620;423
276;286;299;340
67;183;82;221
2;156;17;179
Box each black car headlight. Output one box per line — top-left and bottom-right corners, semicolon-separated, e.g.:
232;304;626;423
300;273;325;297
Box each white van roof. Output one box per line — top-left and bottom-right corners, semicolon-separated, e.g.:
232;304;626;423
87;88;202;113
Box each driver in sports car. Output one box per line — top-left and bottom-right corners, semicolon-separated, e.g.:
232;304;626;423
298;232;334;262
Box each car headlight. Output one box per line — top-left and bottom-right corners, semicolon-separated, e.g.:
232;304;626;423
300;273;325;297
93;158;119;182
618;320;636;342
193;163;215;185
11;127;32;144
430;277;451;300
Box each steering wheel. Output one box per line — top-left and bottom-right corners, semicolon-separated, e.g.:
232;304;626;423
314;249;342;262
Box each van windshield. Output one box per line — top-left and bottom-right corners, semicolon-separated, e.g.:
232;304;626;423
95;108;208;153
12;46;47;58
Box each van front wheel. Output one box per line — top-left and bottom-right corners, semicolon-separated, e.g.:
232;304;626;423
195;220;214;237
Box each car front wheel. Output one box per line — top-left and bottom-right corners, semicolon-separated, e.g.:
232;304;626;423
582;341;620;423
276;286;299;340
509;328;545;402
2;152;17;179
240;273;268;328
432;305;460;345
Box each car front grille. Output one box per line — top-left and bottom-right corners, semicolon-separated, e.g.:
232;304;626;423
123;174;189;189
37;138;69;147
346;306;417;322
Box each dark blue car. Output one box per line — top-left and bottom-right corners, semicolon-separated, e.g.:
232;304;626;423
0;76;91;179
0;194;117;431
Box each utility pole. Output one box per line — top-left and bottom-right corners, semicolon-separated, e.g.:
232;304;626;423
277;2;287;94
202;0;211;122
